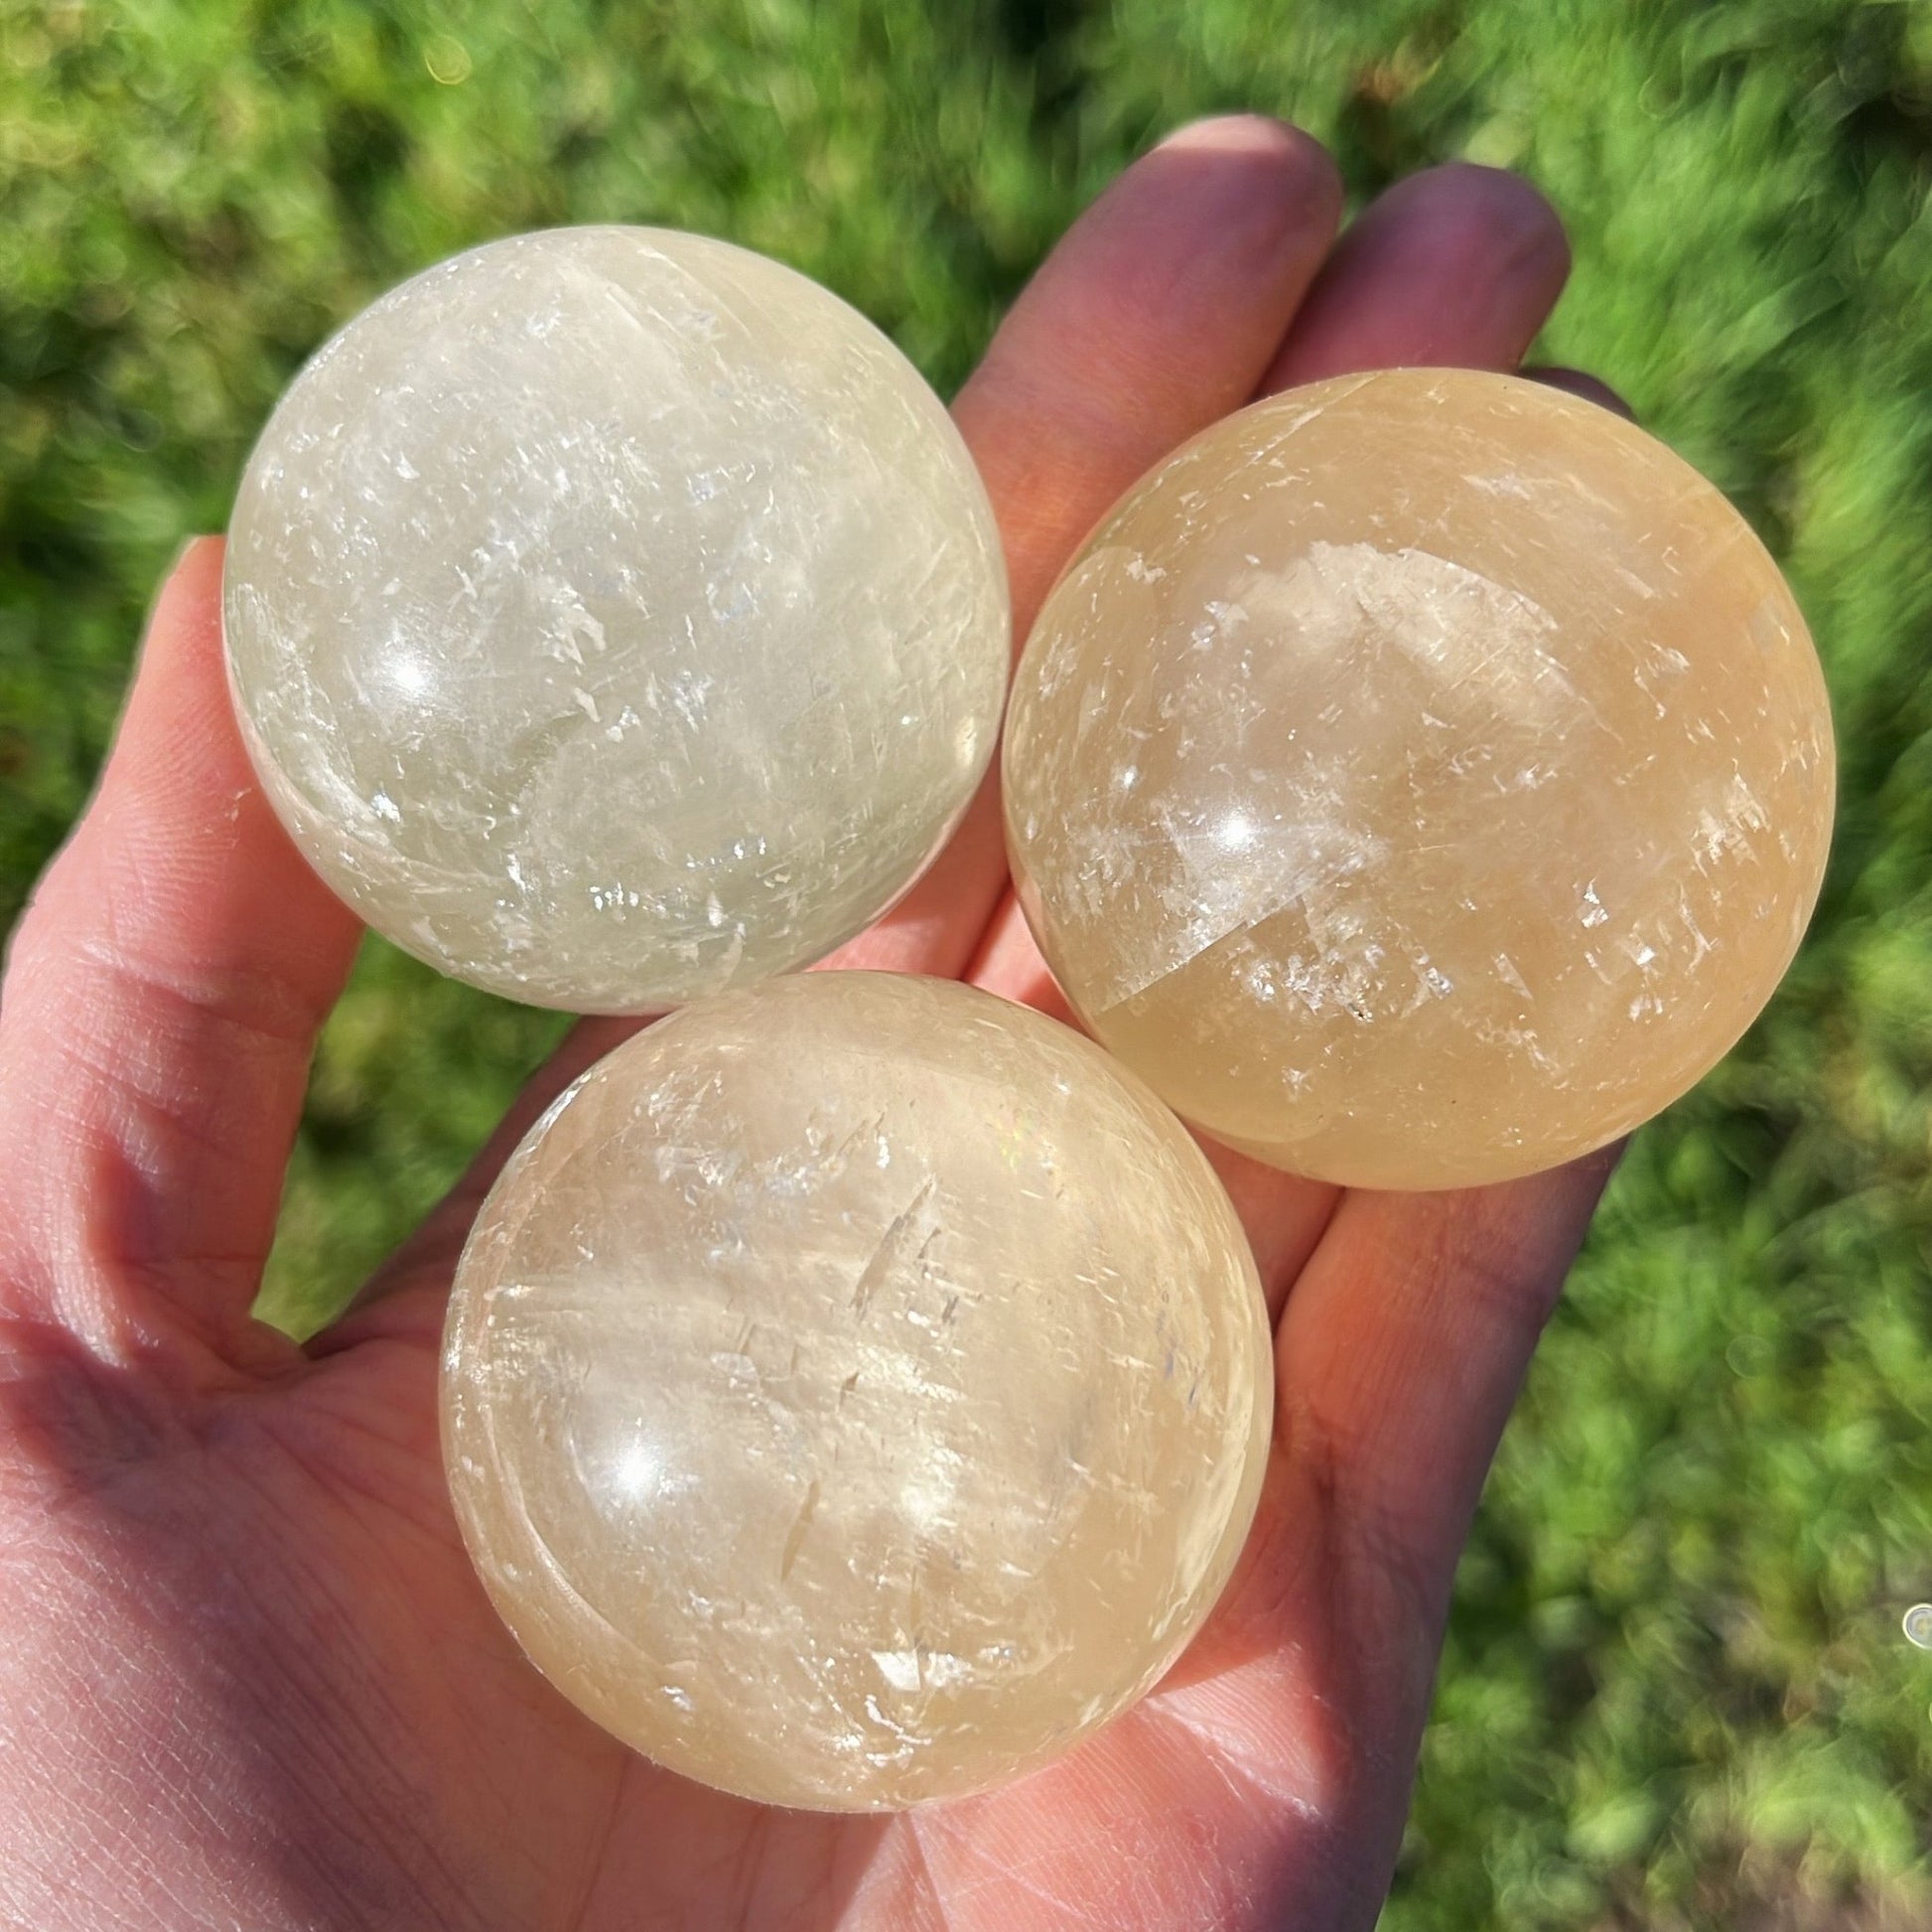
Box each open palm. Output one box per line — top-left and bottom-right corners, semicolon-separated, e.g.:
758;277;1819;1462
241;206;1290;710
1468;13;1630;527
0;119;1619;1930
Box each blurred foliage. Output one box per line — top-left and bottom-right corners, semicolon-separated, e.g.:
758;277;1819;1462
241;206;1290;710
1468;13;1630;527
4;0;1932;1924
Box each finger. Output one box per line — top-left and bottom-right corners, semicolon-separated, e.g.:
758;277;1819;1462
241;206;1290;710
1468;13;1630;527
1272;1151;1620;1644
1262;162;1571;392
0;539;362;1364
1124;1153;1620;1920
973;162;1577;1310
958;116;1344;636
833;113;1345;982
1526;362;1636;418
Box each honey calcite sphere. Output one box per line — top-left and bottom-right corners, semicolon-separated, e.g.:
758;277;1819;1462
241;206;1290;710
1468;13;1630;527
224;227;1009;1012
441;972;1272;1810
1005;368;1836;1190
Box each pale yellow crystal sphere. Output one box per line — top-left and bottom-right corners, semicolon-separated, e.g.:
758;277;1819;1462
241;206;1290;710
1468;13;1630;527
440;972;1273;1810
1005;368;1836;1189
223;226;1009;1011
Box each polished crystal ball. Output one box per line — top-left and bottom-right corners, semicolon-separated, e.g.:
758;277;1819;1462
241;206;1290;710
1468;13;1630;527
441;972;1272;1810
224;227;1009;1011
1005;368;1836;1189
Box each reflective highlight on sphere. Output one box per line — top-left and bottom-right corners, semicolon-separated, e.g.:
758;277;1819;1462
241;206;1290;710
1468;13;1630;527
1005;369;1836;1189
441;973;1273;1810
224;227;1010;1011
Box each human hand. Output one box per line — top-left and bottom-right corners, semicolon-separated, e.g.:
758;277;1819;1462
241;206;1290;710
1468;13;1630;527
0;118;1619;1930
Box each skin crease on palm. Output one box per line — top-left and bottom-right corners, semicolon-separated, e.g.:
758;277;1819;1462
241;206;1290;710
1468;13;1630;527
0;118;1632;1930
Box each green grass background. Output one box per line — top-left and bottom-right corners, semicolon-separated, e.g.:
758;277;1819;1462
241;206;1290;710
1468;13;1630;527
4;0;1931;1922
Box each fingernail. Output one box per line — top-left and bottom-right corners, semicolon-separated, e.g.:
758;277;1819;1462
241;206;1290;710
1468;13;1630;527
1525;366;1636;421
1138;114;1344;263
1158;113;1300;159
